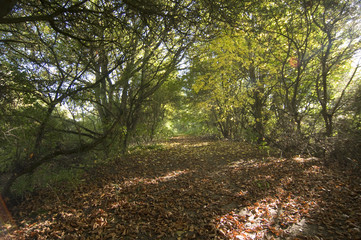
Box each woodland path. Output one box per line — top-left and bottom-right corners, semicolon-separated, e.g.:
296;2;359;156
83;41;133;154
1;136;361;239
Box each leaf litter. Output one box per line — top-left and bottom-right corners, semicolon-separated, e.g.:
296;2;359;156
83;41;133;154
1;136;361;239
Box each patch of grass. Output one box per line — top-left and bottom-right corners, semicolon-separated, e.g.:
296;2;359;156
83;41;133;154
128;143;165;153
11;163;84;197
254;179;270;190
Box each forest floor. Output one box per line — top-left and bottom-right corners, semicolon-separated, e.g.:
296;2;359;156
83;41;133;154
1;136;361;239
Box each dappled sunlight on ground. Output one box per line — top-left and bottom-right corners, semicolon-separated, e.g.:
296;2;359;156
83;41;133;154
215;194;320;239
181;142;211;148
214;155;361;239
228;157;288;170
214;156;324;239
292;156;320;163
113;170;190;187
160;141;181;147
161;140;211;148
2;138;361;239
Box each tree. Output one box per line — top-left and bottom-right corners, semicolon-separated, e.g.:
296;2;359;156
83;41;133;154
186;0;361;150
0;17;122;197
311;0;361;136
0;0;204;197
190;25;277;142
265;1;318;135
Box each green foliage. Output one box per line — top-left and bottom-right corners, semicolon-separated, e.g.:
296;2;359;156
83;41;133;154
188;0;359;142
187;28;277;141
169;102;218;136
254;179;270;190
1;0;360;198
11;164;84;197
128;144;165;154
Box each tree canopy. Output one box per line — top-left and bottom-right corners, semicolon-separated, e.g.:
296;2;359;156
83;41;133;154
0;0;360;199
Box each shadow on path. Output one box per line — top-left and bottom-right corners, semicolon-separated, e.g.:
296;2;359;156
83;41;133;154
2;137;361;239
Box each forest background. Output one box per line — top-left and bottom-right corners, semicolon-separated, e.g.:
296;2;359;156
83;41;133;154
0;0;360;199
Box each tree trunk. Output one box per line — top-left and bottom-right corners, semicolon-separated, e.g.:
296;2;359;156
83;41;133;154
322;111;333;137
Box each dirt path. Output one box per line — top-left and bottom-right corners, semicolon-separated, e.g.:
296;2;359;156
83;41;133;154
2;136;361;239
